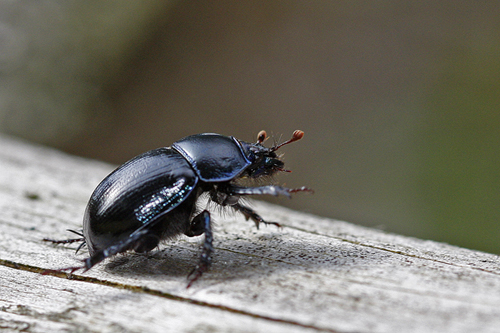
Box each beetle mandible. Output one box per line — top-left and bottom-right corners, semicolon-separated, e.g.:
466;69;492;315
46;130;311;287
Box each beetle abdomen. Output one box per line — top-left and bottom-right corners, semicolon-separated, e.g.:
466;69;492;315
83;148;198;254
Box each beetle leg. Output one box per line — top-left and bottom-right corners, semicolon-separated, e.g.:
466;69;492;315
81;230;150;271
209;189;239;206
232;203;281;229
43;230;150;275
43;237;84;245
221;185;312;228
184;212;206;237
43;229;86;254
187;210;213;288
224;185;313;198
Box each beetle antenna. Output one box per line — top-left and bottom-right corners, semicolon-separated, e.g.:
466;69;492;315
271;130;304;151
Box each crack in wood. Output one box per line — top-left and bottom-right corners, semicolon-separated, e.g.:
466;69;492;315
0;258;341;333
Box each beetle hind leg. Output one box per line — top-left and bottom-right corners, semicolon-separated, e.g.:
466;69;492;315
43;229;151;276
43;229;86;254
187;210;213;288
82;229;155;270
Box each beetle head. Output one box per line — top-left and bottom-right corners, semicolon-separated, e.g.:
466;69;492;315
241;130;304;178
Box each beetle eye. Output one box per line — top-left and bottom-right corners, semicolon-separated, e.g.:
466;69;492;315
268;157;284;168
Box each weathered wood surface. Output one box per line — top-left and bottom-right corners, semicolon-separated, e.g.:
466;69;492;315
1;133;500;333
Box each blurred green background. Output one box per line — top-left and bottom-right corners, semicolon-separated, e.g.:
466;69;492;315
1;1;499;253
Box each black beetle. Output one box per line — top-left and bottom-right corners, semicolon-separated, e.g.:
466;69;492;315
45;130;311;287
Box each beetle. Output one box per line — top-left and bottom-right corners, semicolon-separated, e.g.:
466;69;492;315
45;130;311;287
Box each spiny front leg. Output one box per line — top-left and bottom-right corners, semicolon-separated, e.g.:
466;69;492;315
187;210;213;288
224;184;313;198
232;203;281;229
219;184;312;229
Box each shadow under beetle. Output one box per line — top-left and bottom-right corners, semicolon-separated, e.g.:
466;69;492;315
45;130;311;287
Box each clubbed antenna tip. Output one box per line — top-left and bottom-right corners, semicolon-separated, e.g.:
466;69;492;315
272;130;304;151
257;130;267;144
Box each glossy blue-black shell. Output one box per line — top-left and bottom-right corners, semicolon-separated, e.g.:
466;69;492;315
83;148;198;255
172;133;251;182
83;133;255;256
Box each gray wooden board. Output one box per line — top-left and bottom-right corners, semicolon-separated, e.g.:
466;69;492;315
1;133;500;333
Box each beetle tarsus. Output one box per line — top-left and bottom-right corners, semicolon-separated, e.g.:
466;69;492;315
41;262;86;276
232;203;281;229
288;186;314;194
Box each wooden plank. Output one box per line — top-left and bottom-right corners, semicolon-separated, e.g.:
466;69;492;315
0;264;320;333
1;133;500;333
